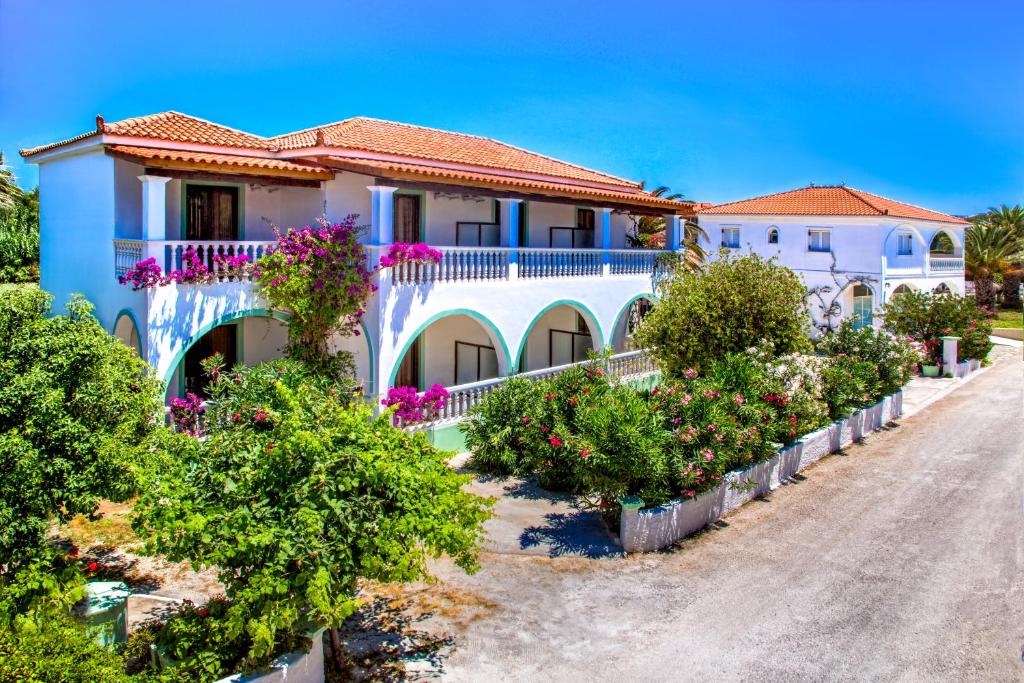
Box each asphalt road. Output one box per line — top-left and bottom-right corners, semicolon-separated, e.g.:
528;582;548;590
432;355;1024;682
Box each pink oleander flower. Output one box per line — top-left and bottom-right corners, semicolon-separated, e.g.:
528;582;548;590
734;393;745;405
548;436;563;447
702;449;714;461
684;367;699;379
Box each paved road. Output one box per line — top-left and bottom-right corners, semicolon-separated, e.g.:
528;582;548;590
430;356;1024;682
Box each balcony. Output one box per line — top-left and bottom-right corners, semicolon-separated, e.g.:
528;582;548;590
115;240;672;284
927;255;964;273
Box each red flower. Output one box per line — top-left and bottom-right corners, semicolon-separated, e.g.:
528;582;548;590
580;447;591;458
198;607;209;618
520;416;530;424
87;562;98;572
582;387;590;394
545;393;555;401
548;436;563;447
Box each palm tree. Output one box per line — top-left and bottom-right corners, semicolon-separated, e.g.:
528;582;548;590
965;220;1023;310
627;185;708;269
981;204;1024;238
0;152;25;213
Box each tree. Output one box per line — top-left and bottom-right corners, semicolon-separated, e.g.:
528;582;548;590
0;153;24;213
627;185;708;269
977;204;1024;238
133;359;491;674
880;289;992;363
0;288;163;577
964;220;1022;310
634;251;812;377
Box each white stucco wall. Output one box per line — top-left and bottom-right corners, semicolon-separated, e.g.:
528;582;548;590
323;171;375;233
416;314;499;387
240;316;288;365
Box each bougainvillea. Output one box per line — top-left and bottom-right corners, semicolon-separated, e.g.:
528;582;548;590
168;392;205;436
382;384;450;424
254;215;377;371
378;242;443;268
119;249;252;289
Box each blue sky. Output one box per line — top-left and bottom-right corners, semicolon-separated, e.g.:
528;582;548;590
2;0;1021;215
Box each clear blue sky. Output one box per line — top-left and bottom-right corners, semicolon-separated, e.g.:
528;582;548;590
2;0;1021;215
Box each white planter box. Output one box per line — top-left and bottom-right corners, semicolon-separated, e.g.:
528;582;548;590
213;629;326;683
620;390;903;553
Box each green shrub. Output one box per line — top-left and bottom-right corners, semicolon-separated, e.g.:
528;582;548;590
462;377;545;475
817;320;920;398
0;187;39;284
0;610;136;683
820;354;879;419
635;251;812;378
881;290;993;363
0;288;163;576
133;359;491;672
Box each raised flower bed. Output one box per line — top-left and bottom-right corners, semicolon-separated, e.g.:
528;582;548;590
620;390;903;552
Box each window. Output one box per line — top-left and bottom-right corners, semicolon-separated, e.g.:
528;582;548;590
456;222;500;247
808;229;831;253
549;208;595;248
852;284;873;331
721;227;740;249
550;329;592;366
454;341;499;385
767;228;779;245
185;185;239;241
897;233;913;256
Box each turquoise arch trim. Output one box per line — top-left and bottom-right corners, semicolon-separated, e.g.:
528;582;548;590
112;307;144;356
514;299;606;368
387;308;512;388
609;293;660;348
161;308;290;387
162;310;376;391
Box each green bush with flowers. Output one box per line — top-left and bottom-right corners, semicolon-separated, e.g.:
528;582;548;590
132;358;491;679
817;320;921;399
880;290;992;365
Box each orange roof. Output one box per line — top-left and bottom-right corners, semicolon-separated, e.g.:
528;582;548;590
270;117;640;189
699;185;968;225
323;157;689;212
106;146;333;179
20;111;691;212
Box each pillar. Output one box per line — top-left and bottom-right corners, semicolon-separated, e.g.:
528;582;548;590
367;185;398;245
941;336;959;377
664;214;683;252
139;175;171;265
498;198;522;264
596;207;612;265
619;495;644;553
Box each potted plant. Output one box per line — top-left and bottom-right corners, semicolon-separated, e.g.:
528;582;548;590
917;338;941;377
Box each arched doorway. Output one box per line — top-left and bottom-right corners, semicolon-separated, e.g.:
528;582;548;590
113;311;142;356
517;302;602;372
891;284;915;299
851;284;874;330
929;231;955;255
933;282;951;295
391;312;510;390
610;296;655;352
169;314;289;399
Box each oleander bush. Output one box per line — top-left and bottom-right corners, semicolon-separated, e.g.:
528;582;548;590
463;377;547;475
817;320;921;398
881;290;992;364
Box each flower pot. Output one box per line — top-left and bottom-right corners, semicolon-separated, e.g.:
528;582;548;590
921;365;940;377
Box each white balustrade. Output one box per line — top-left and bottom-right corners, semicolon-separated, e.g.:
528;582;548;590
113;239;144;277
518;248;604;278
608;249;663;275
389;246;511;285
928;256;964;273
403;350;656;429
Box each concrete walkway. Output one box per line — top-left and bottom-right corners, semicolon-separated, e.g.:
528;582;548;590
425;353;1024;681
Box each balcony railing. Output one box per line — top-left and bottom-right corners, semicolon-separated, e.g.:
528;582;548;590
116;240;675;284
403;349;658;429
927;256;964;273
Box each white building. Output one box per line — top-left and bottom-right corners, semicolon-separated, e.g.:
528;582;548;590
696;185;967;331
20;112;688;429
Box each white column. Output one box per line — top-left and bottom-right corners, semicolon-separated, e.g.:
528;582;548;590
498;198;522;271
367;185;398;245
941;336;959;377
139;175;171;241
664;214;683;251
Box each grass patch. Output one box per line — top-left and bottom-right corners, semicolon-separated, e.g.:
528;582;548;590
59;500;142;551
991;308;1023;329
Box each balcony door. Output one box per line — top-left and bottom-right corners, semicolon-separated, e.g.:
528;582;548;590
183;323;237;398
549;208;595;248
851;284;873;331
394;194;422;243
186;185;239;241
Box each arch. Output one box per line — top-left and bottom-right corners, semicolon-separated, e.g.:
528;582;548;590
766;226;780;245
933;282;952;295
883;223;928;252
112;308;143;356
890;283;917;297
162;308;291;387
928;228;961;255
514;299;605;368
609;293;659;351
387;308;512;388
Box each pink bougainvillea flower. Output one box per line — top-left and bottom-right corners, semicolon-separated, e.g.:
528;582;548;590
548;436;563;447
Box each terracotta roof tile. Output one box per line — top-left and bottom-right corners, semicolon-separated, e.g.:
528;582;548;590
324;157;690;212
107;146;333;179
270;117;641;188
699;185;968;225
104;112;270;149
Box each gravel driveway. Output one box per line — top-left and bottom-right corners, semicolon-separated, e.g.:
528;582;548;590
423;355;1024;681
